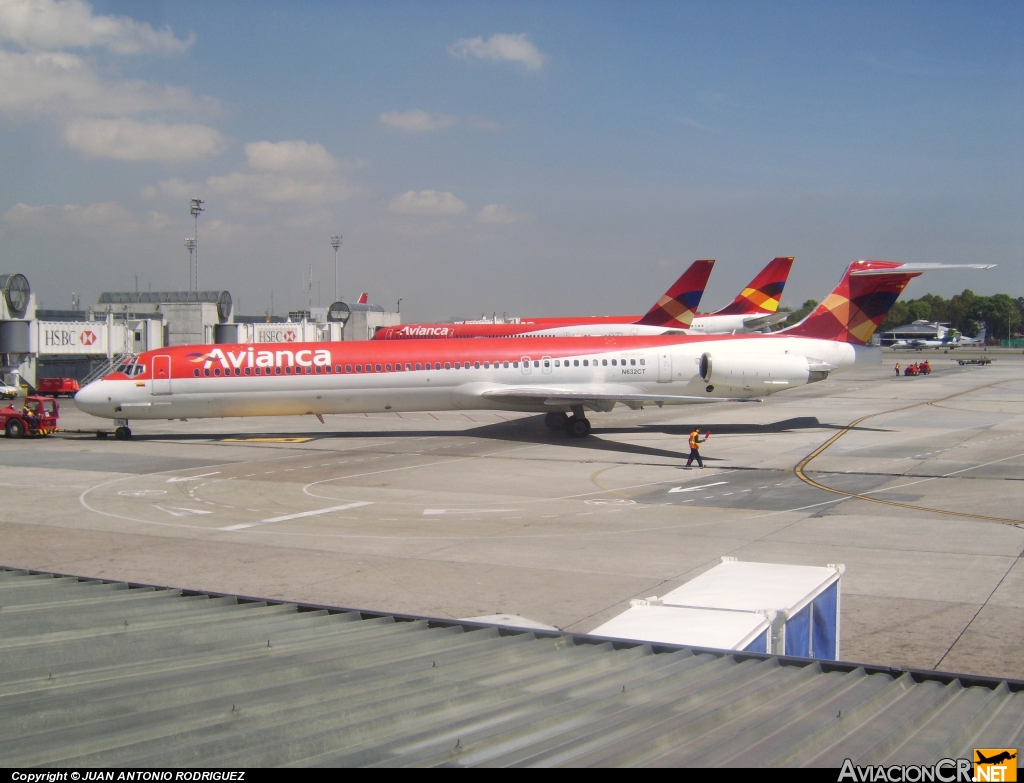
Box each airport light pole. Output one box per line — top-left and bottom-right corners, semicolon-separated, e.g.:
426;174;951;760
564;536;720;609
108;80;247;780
330;235;341;302
184;238;196;292
190;198;204;291
397;297;402;314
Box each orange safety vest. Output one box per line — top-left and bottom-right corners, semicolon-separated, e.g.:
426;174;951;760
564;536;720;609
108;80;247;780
689;431;700;450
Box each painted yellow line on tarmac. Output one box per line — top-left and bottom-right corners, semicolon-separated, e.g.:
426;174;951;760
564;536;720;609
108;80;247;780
795;380;1022;525
221;437;314;443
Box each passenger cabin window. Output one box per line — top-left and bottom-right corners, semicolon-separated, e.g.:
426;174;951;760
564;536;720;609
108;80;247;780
512;361;518;368
574;360;579;367
534;361;540;368
385;364;392;372
244;368;251;375
639;359;645;365
602;359;608;366
204;369;210;377
454;362;460;369
415;363;422;370
194;369;200;377
275;367;282;375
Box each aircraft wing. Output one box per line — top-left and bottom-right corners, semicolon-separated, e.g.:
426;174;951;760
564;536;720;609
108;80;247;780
479;384;756;410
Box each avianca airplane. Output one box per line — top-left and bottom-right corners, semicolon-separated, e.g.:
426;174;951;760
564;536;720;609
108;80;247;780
374;257;793;341
74;261;991;440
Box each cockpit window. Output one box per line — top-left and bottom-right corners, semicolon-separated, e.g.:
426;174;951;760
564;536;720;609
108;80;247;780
131;364;146;376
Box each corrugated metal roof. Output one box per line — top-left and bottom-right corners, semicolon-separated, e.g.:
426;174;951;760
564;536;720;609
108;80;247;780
2;567;1022;768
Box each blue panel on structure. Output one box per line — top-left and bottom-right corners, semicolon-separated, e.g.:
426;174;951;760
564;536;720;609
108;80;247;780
785;605;811;657
742;629;768;654
811;581;838;660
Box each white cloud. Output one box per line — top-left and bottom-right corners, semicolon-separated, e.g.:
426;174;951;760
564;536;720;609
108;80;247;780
0;0;193;55
206;171;357;206
379;109;457;132
447;33;547;71
0;49;215;117
389;190;467;216
64;117;225;161
477;203;533;224
378;109;500;133
245;140;338;173
144;140;360;211
3;200;137;228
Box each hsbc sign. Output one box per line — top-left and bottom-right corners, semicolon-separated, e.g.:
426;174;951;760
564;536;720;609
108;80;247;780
253;325;303;343
35;322;109;355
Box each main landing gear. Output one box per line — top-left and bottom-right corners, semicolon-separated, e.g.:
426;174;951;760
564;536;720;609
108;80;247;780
545;408;591;438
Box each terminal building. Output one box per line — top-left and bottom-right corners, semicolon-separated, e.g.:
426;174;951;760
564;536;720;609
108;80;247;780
0;273;400;391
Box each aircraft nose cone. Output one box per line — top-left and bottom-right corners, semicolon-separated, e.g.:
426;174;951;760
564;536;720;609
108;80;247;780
74;380;111;416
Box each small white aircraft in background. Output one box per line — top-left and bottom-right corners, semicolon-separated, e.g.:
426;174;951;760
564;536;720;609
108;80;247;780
891;322;986;350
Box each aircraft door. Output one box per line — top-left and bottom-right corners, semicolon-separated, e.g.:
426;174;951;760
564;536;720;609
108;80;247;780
541;356;553;375
657;351;672;383
152;355;172;395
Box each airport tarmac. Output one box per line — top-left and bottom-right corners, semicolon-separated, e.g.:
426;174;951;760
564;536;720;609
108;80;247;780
1;351;1022;679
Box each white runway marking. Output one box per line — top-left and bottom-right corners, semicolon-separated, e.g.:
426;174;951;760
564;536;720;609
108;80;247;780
668;481;728;493
153;506;213;516
423;509;518;515
220;501;373;531
166;472;221;483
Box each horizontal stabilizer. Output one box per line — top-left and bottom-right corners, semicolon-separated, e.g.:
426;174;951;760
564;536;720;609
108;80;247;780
741;312;790;330
850;263;996;276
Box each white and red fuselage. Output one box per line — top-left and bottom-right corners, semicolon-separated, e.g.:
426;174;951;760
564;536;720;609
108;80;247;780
374;312;782;340
74;332;876;422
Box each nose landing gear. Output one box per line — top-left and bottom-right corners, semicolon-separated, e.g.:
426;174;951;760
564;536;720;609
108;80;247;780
114;419;132;440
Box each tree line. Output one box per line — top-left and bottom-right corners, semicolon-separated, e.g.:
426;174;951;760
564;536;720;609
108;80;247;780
778;290;1024;341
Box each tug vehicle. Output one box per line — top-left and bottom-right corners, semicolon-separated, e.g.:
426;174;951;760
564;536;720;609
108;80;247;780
1;396;59;438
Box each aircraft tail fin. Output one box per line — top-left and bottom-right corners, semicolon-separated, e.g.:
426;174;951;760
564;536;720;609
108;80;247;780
357;292;368;304
783;261;994;345
636;259;715;328
713;256;794;316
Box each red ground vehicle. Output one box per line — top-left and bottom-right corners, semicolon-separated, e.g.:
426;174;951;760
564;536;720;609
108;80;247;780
36;377;80;397
904;363;919;376
918;360;931;375
1;396;59;438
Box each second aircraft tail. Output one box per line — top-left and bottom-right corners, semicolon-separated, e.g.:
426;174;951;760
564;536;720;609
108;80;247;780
636;259;715;328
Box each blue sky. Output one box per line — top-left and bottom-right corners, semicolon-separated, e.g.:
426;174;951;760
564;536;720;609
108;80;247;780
1;0;1020;319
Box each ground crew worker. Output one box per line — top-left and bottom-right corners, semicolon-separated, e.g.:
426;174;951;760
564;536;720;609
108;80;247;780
894;362;900;375
685;427;706;468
